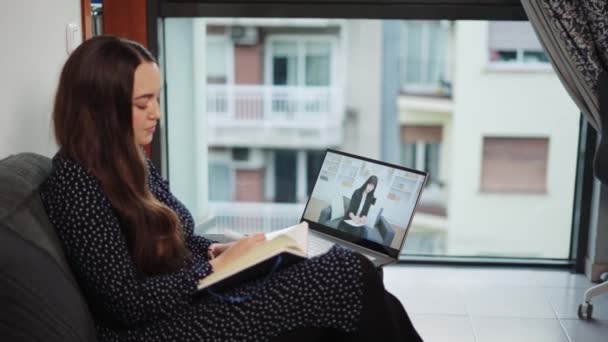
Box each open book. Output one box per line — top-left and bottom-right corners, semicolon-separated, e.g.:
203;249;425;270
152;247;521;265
197;222;309;291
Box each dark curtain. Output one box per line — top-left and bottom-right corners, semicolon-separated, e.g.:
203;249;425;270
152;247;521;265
522;0;608;182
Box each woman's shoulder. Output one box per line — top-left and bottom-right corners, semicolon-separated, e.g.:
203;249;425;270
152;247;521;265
144;157;170;189
50;151;90;176
44;151;101;192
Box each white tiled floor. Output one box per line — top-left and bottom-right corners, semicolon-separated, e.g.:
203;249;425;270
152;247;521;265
383;265;608;342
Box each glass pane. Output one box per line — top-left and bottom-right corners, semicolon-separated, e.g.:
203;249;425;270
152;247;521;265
305;42;331;86
403;22;423;84
208;163;232;201
523;50;549;63
272;41;298;85
426;23;442;86
163;18;579;261
424;143;440;185
206;38;228;83
401;21;448;93
274;150;297;203
401;143;417;169
490;49;518;62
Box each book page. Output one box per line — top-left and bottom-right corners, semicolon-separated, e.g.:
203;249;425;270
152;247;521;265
265;221;308;251
198;234;305;290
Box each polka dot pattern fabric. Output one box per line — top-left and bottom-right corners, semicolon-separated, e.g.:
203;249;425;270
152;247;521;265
40;153;366;342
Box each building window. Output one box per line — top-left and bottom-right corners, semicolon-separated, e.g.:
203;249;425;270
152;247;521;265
305;42;331;86
489;49;549;64
206;34;231;84
400;125;442;186
267;38;333;87
208;163;233;201
271;41;299;86
232;147;250;161
488;21;549;66
400;21;451;96
481;137;549;193
522;50;549;63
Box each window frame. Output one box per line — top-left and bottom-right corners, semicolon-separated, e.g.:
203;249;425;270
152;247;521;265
148;0;594;270
155;0;528;21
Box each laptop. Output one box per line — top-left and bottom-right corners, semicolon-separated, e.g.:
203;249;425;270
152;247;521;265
300;149;428;267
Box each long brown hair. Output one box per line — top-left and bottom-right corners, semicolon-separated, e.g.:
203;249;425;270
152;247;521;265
52;35;190;276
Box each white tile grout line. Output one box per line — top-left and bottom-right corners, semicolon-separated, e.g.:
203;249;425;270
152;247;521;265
467;314;479;342
544;282;577;342
556;318;574;342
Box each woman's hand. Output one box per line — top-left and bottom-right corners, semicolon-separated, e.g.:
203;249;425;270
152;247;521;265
207;233;266;273
207;242;235;260
353;215;367;225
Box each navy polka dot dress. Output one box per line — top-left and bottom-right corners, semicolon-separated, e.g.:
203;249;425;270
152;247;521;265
40;152;367;342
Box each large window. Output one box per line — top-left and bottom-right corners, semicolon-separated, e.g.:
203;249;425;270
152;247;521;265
162;18;580;260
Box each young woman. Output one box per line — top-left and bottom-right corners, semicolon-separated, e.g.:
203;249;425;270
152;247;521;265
336;175;379;239
346;175;379;226
40;36;422;342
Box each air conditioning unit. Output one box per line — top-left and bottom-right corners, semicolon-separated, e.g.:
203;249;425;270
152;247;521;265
230;26;258;46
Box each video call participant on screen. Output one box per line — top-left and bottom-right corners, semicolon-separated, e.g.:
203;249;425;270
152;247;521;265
338;176;378;239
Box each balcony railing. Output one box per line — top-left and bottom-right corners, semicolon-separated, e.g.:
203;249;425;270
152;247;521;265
198;201;447;255
201;202;304;235
206;85;343;127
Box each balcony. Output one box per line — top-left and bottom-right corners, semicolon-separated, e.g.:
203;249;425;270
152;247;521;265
206;85;344;148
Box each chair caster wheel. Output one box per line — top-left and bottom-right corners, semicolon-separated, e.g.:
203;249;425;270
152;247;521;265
578;303;593;320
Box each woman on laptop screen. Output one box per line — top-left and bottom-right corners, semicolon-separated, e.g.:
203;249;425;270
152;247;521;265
337;175;378;238
39;36;422;342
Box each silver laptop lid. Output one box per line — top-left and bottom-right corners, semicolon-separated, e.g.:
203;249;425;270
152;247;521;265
301;149;428;259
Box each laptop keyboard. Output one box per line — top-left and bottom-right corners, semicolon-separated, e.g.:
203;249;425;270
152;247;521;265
307;234;377;262
307;234;335;257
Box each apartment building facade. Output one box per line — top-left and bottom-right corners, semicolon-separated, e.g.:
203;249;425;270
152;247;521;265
398;21;579;258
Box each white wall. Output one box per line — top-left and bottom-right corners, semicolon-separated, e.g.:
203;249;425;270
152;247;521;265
0;0;81;159
447;21;580;258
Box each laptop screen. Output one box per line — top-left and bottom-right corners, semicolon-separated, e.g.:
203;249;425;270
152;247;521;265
301;149;428;258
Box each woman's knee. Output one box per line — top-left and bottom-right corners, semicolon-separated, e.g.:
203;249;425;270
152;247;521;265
318;247;383;290
346;250;384;291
